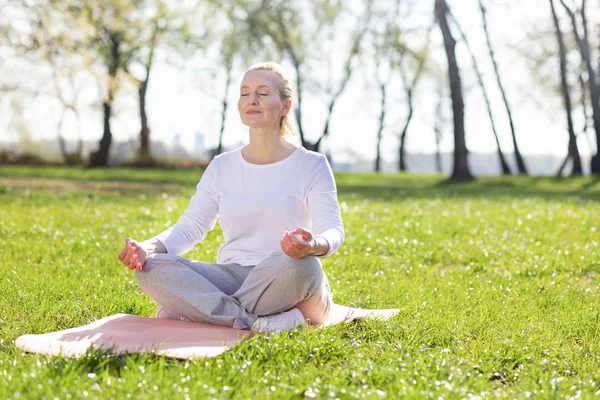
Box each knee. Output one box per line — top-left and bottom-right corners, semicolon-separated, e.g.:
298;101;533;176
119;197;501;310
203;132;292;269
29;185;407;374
134;253;178;285
273;253;324;288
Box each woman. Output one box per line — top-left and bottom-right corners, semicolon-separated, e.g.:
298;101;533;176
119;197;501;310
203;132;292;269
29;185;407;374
117;62;344;333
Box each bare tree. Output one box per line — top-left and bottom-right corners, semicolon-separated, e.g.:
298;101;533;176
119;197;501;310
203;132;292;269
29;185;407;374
215;58;233;157
435;0;473;180
447;8;512;175
374;58;388;172
2;0;88;164
211;0;280;155
559;0;600;174
89;31;122;167
577;70;595;152
122;13;160;164
397;27;431;172
550;0;582;175
316;28;367;153
478;0;528;174
121;3;165;164
68;0;133;167
433;82;445;173
256;0;369;153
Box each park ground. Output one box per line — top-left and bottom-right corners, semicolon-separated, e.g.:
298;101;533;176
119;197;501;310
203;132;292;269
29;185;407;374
0;166;599;399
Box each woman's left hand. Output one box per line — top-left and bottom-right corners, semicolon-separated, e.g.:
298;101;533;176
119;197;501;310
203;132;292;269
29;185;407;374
280;227;315;259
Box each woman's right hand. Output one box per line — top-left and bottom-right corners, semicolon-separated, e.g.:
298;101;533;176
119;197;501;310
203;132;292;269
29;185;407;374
117;238;150;272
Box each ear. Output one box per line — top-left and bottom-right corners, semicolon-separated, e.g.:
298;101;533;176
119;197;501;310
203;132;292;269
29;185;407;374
281;99;292;116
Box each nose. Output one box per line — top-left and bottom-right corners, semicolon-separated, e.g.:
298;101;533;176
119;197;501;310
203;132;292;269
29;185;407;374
248;92;259;105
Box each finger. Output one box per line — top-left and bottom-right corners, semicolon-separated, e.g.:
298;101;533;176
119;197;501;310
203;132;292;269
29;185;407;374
136;262;142;272
123;244;135;265
292;227;311;240
280;238;288;252
129;254;138;270
283;236;303;257
285;233;301;250
127;254;135;269
126;238;142;252
120;242;134;262
117;246;128;261
127;255;136;270
289;233;308;249
280;239;293;257
122;246;132;265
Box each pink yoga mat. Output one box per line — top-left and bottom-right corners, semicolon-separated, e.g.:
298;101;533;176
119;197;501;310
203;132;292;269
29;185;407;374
15;304;398;359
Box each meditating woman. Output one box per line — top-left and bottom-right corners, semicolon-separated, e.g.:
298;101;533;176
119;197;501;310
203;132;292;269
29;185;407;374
117;61;344;333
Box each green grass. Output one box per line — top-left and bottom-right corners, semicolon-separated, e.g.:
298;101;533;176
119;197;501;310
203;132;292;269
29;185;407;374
1;165;599;399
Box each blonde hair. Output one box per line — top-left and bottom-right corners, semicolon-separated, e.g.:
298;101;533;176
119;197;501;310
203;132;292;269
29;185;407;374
246;61;294;137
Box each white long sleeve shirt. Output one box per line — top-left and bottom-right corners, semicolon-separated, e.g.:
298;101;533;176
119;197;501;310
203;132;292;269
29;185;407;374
153;146;345;266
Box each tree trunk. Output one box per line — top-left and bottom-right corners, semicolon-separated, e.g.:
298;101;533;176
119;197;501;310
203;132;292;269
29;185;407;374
216;60;233;156
57;108;68;160
581;0;600;173
551;0;582;175
434;90;443;174
90;101;114;167
310;27;365;154
375;83;385;172
137;16;159;164
398;89;414;172
479;0;527;174
578;71;595;152
559;0;600;174
291;56;307;146
90;33;120;167
448;7;511;175
555;152;570;177
435;0;473;180
138;79;151;161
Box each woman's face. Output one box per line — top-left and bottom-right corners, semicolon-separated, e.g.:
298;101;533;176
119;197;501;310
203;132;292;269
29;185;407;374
238;70;290;132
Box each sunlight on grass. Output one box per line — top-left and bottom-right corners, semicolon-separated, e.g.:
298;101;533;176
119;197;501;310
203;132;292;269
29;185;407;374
1;167;599;398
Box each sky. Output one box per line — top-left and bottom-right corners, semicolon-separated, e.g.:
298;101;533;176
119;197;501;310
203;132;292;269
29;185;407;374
0;0;597;166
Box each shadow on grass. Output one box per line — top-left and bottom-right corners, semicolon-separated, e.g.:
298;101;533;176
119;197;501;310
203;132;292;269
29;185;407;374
0;165;203;186
48;345;182;377
2;166;599;202
337;175;600;203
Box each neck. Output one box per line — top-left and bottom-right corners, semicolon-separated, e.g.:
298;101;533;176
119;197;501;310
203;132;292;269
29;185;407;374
243;127;296;164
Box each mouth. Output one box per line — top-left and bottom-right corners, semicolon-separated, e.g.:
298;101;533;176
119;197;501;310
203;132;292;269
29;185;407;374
246;110;261;115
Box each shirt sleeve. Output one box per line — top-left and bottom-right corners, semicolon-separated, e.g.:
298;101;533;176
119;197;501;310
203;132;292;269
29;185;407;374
152;158;220;255
307;155;345;258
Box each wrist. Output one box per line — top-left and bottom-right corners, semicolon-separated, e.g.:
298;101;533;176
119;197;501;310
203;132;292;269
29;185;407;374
141;238;167;255
309;236;328;257
308;238;317;255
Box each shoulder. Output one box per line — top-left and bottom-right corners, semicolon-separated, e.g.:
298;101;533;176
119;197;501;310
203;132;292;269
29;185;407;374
294;147;329;168
199;149;241;182
211;147;242;165
204;148;242;173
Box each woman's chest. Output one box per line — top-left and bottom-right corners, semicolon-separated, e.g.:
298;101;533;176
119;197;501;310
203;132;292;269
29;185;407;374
218;169;309;221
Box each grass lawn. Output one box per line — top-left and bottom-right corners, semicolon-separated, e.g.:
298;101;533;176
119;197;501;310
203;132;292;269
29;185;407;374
1;165;599;399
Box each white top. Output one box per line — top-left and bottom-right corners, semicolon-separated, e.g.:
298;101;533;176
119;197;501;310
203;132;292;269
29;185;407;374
153;146;345;266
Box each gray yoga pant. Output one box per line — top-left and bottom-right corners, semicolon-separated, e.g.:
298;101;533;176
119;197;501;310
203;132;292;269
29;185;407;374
134;250;332;330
